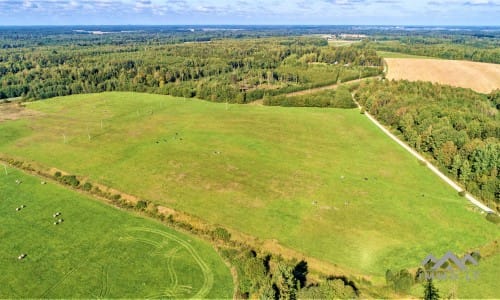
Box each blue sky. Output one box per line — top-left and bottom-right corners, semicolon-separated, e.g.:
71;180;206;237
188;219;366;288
0;0;498;25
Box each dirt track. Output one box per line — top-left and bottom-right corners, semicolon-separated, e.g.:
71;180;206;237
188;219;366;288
385;58;500;94
351;94;494;214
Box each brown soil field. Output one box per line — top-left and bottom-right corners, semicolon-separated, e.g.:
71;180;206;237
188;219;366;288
385;58;500;94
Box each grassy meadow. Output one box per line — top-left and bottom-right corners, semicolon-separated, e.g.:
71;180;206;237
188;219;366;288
0;168;233;298
409;251;500;299
0;92;498;281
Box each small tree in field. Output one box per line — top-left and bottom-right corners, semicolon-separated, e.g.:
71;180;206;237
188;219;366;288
423;278;439;300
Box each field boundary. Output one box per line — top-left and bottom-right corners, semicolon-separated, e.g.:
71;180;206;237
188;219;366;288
352;95;495;214
0;155;369;282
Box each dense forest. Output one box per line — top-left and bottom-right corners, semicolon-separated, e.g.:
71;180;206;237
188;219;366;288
0;35;381;103
355;80;499;210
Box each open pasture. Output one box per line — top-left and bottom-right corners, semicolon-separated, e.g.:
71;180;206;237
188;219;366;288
409;249;500;299
385;58;500;93
0;168;233;298
0;92;498;279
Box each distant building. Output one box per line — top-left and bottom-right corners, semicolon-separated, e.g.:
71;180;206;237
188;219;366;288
339;33;367;40
322;33;367;42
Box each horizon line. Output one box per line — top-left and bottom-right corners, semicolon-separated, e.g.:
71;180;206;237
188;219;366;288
0;24;499;27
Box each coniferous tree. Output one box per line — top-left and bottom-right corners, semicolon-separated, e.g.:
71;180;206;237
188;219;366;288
423;278;440;300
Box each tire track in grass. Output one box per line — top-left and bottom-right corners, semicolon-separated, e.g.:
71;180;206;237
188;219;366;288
128;227;214;299
39;257;90;298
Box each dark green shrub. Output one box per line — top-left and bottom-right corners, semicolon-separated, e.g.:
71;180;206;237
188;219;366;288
166;214;174;223
485;213;500;224
458;190;466;197
60;175;79;187
111;194;121;200
299;278;357;299
82;182;92;191
54;171;62;178
135;200;148;210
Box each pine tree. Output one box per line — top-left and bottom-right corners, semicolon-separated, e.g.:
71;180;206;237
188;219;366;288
423;278;440;300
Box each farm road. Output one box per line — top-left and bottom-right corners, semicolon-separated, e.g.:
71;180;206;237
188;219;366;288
247;76;379;106
352;95;495;214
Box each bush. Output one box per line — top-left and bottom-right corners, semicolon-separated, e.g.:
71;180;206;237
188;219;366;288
60;175;80;187
213;227;231;242
458;190;466;197
135;200;148;210
54;171;62;178
386;269;413;293
111;194;121;200
82;182;92;191
299;278;357;299
485;213;500;224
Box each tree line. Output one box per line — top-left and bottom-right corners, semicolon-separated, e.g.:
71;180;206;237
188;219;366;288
0;36;382;103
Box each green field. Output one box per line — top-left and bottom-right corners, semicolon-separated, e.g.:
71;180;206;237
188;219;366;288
0;92;498;282
0;168;233;298
409;251;500;299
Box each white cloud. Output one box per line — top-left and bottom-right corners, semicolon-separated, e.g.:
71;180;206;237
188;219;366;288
0;0;498;24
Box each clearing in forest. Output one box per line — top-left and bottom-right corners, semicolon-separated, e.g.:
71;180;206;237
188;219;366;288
385;58;500;93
